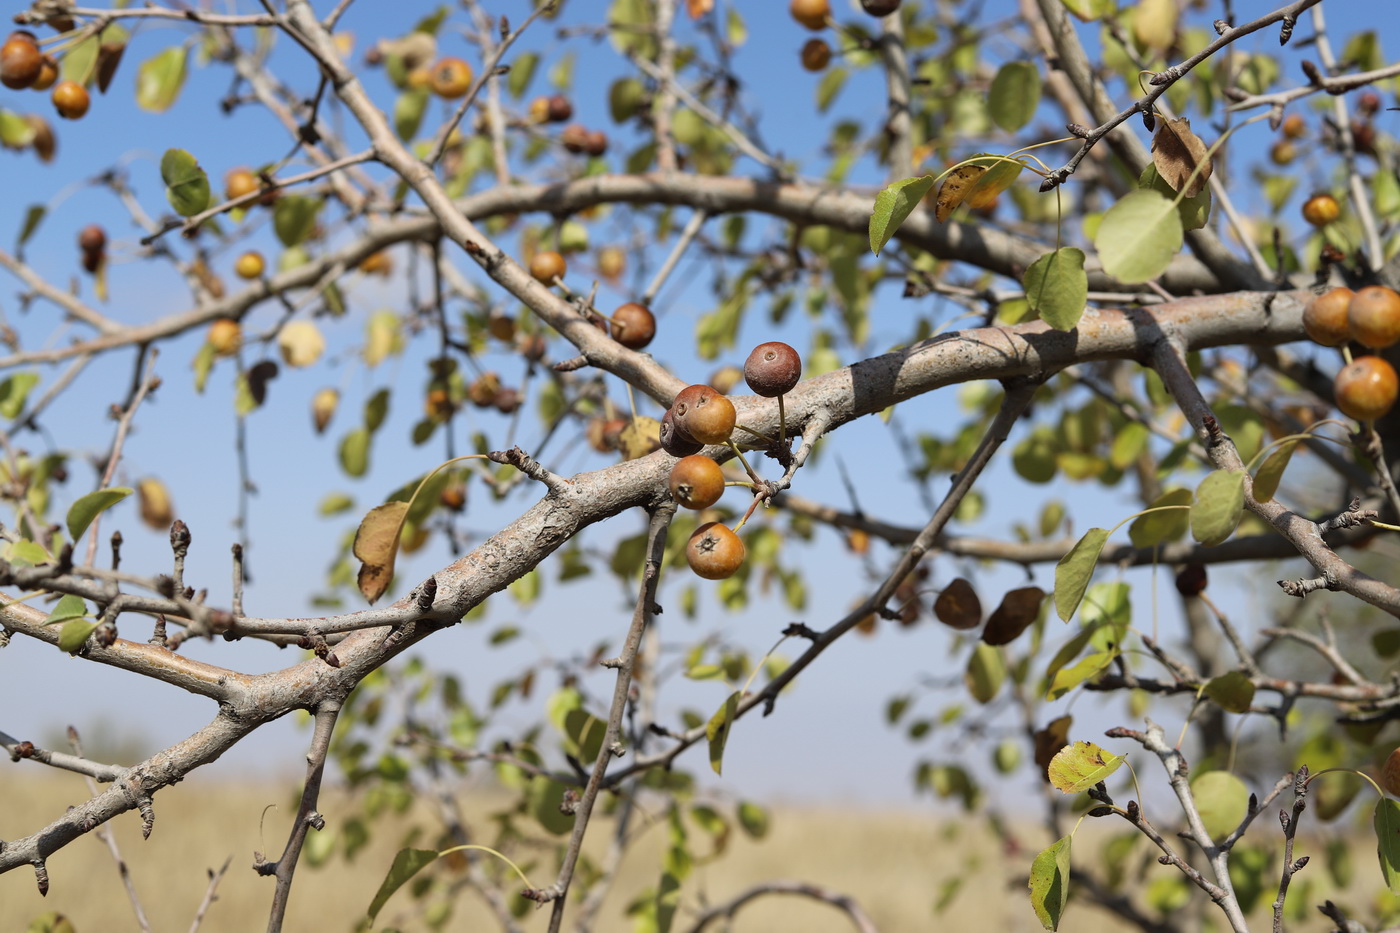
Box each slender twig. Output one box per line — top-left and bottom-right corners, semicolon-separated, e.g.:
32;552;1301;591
641;208;708;306
1271;768;1310;933
87;351;161;566
683;880;878;933
68;727;152;932
187;857;233;933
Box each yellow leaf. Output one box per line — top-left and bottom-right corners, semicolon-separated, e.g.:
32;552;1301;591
353;501;410;603
934;164;988;222
278;320;326;368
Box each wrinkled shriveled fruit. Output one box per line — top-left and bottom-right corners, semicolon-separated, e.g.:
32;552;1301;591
660;408;704;457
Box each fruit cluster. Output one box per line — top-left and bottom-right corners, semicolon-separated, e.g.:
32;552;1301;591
77;224;105;275
1302;285;1400;422
2;30;88;121
664;342;803;580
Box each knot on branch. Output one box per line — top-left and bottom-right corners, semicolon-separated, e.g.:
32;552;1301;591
1318;498;1377;534
488;446;570;495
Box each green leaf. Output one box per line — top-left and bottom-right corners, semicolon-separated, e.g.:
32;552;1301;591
58;619;99;653
1060;0;1115;21
339;427;371;477
1190;470;1245;546
869;175;935;255
1193;771;1249;841
1029;835;1072;930
394;87;429;141
816;66;848;113
1024;247;1088;331
988;61;1041;132
706;690;740;775
363;388;390;433
965;642;1006;703
135;47;187;112
61;35;99;85
1047;649;1115;701
1377;798;1400;895
1108;421;1149;469
17;204;45;250
45;594;89;626
1054;528;1109;621
736;801;769;838
0;110;36;149
273;196;321;248
0;371;40;419
1204;671;1255;713
1128;488;1192;548
1252;440;1297;502
366;847;440;922
159;149;210;218
1139;164;1210;231
66;487;133;541
507;51;538;98
1095;189;1183;284
1047;740;1124;793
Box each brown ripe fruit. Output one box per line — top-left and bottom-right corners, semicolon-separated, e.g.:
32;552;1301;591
487;314;516;343
560;123;591;153
1359;91;1382;116
686;522;745;579
1347;285;1400;349
225;168;259;202
660;408;704;457
1302;193;1340;227
546;93;573;122
0;32;41;90
860;0;902;15
519;333;547;362
1281;113;1307;139
529;250;566;284
429;57;473;99
207;319;242;357
439;481;466;512
1334;355;1399;422
1174;563;1208;597
234;251;265;280
30;54;57;91
467;372;501;408
1302;287;1354;347
1382;747;1400;797
671;384;736;445
800;38;832;72
77;224;106;255
51;80;90;120
611;302;656;350
744;341;803;397
584;130;609;158
789;0;831;30
493;387;521;415
669;455;725;510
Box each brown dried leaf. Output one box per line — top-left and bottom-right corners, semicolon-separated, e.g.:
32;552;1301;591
934;164;988;222
933;577;982;630
982;585;1046;645
353;501;410;603
1034;715;1072;781
1152;116;1212;198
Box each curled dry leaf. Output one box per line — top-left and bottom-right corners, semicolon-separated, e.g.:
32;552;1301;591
982;585;1045;645
353;500;410;603
1152;116;1212;198
933;164;988;223
933;577;982;629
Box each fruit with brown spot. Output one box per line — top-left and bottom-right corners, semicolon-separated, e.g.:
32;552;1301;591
671;384;736;445
686;522;745;579
429;57;473;99
669;455;725;510
1302;193;1340;227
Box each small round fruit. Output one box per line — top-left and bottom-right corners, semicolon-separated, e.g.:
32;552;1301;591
312;387;339;433
790;0;831;30
429;56;473;99
686;522;745;579
1334;355;1399;422
207;319;242;357
0;32;41;90
359;250;393;277
1347;285;1400;349
547;94;573;122
672;384;736;445
234;250;266;280
225;167;259;202
800;38;832;72
527;96;551;123
77;224;106;255
529;250;566;284
1382;747;1400;797
598;245;625;280
1359;91;1383;116
744;341;802;397
1302;287;1353;347
584;130;609;157
30;54;57;91
669;455;725;510
51;80;90;120
860;0;902;15
660;408;704;457
560;123;591;153
1302;193;1341;227
1269;139;1296;166
611;302;656;350
1281;113;1307;139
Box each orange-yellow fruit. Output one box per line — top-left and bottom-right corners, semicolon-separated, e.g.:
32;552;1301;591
51;80;90;120
1281;113;1307;139
1269;139;1296;166
1334;355;1398;422
1382;747;1400;796
671;384;736;445
529;250;566;284
669;454;725;510
234;251;265;280
30;54;57;91
1347;285;1400;349
790;0;831;30
598;246;625;280
527;96;551;124
0;32;42;90
1302;287;1353;347
1302;193;1341;227
429;57;473;99
800;38;832;71
359;250;393;277
225;168;259;202
611;302;656;350
207;319;242;357
312;387;339;433
686;522;745;579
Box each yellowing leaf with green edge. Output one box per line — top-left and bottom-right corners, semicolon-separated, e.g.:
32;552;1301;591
66;487;133;542
1024;248;1088;331
869;175;935;255
1192;771;1249;841
1043;626;1098;694
1047;740;1124;793
1191;469;1245;546
1054;527;1108;621
707;690;740;775
934;164;988;223
58;619;99;653
159;149;210;218
0;110;36;149
353;501;410;604
45;594;89;626
135;47;187;113
964;157;1024;209
1204;671;1256;713
1128;488;1192;548
1095;189;1183;285
988;62;1041;132
1377;798;1400;895
192;342;216;394
366;847;440;923
1252;440;1298;502
965;642;1006;704
1029;835;1072;931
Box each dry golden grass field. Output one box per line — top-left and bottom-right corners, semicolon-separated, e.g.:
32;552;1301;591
1;769;1391;932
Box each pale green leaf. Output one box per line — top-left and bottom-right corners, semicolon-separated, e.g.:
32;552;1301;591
159;148;210;218
366;848;440;922
135;47;187;113
1252;440;1297;502
45;594;89;626
1047;740;1124;793
869;175;935;256
58;619;99;653
1095;189;1183;284
1128;488;1192;548
707;690;740;775
1054;528;1109;621
1190;470;1245;546
1377;798;1400;895
1024;247;1088;330
988;62;1041;132
1204;671;1255;714
1193;771;1249;841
